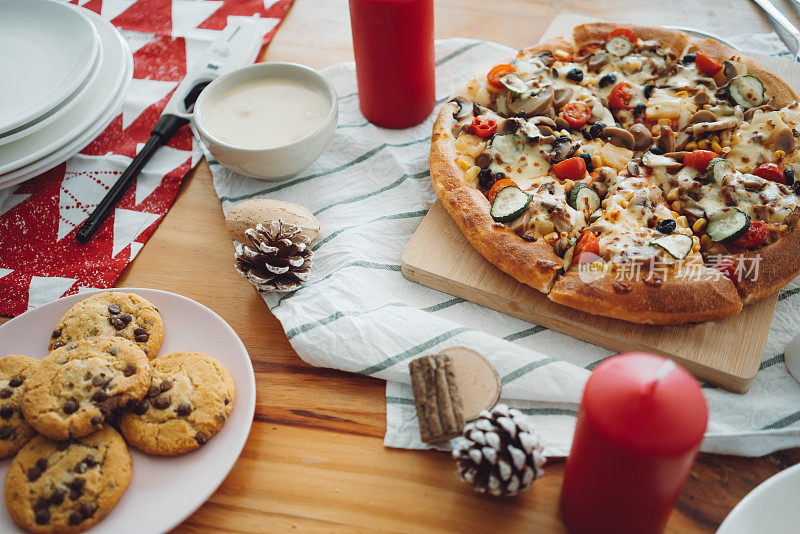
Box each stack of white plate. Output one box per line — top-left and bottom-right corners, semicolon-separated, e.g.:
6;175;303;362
0;0;133;191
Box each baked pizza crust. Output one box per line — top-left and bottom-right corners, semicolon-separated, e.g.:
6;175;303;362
429;23;800;323
549;268;742;325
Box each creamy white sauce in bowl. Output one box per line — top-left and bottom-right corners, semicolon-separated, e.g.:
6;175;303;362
203;78;330;150
192;62;338;181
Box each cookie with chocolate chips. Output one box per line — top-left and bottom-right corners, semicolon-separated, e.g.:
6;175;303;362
4;426;131;533
0;354;39;458
120;351;234;456
22;337;151;441
49;291;164;359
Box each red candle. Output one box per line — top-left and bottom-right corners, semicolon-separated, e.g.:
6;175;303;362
560;353;708;534
348;0;435;128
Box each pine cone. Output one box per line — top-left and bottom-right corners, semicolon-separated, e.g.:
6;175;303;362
452;404;546;496
234;220;313;292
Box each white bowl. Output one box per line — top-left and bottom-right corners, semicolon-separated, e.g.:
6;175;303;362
194;62;338;181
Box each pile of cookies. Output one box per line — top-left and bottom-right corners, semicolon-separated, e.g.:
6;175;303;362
1;291;235;533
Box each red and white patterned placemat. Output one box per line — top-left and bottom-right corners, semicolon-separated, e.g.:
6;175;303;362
0;0;293;316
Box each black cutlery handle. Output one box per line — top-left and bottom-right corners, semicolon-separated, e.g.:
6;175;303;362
75;114;188;244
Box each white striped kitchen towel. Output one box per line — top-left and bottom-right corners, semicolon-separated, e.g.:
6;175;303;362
208;37;800;457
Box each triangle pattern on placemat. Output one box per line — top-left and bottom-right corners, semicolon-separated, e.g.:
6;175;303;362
171;0;224;39
129;241;144;261
120;30;157;57
57;156;129;241
27;276;77;310
112;0;172;34
0;269;12;281
112;208;160;257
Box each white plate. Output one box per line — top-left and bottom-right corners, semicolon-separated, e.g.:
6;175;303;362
0;288;256;533
718;463;800;534
0;43;131;191
0;8;131;176
0;36;104;147
0;0;100;135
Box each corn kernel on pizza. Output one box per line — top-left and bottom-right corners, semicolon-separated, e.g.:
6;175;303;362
430;23;800;324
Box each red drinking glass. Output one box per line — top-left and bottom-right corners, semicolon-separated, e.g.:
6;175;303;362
348;0;436;128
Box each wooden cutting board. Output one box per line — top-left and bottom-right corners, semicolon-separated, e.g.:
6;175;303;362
402;54;800;394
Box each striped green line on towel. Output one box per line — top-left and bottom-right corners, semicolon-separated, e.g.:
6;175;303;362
357;327;470;375
584;357;606;371
386;396;415;406
313;170;430;216
285;302;408;340
760;353;785;371
312;209;429;251
423;297;464;313
503;325;547;342
779;287;800;302
435;41;482;66
762;409;800;430
501;357;557;385
518;407;578;417
218;136;432;203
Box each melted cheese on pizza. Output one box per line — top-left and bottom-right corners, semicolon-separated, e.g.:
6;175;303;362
646;155;800;226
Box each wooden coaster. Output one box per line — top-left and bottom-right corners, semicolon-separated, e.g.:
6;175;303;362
438;347;501;420
409;347;501;443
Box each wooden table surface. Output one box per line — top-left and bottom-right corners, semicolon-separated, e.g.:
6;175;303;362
7;0;800;531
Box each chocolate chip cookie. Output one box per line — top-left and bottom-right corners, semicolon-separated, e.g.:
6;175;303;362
22;337;151;441
0;354;39;458
120;351;234;455
49;291;164;359
5;426;132;533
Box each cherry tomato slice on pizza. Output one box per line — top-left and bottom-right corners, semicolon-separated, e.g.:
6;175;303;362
486;178;518;202
753;163;786;184
487;64;516;88
683;150;718;173
552;156;587;181
471;116;497;138
572;231;600;266
695;52;723;76
608;82;634;110
562;101;592;129
607;28;638;44
713;258;738;283
732;220;768;248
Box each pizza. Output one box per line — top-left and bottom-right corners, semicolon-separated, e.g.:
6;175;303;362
430;22;800;324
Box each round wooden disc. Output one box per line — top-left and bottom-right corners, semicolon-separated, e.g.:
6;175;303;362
437;346;501;421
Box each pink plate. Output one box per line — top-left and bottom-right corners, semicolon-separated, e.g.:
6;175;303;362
0;288;256;533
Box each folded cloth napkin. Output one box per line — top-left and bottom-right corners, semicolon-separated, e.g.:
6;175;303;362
210;37;800;457
0;0;293;316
